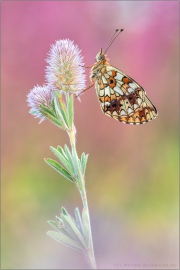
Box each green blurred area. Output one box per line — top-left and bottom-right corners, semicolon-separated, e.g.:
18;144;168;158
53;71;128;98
2;128;178;268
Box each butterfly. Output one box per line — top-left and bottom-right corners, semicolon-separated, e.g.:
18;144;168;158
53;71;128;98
79;29;157;125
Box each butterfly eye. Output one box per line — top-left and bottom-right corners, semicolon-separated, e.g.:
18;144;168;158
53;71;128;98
99;55;104;60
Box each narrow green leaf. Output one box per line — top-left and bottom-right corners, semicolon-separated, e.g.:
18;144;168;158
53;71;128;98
71;146;81;179
47;231;84;250
48;211;81;240
54;98;66;125
82;207;90;248
44;158;73;182
51;98;56;114
67;94;74;128
55;92;67;113
81;153;89;174
57;145;68;160
49;117;64;128
55;215;64;226
54;92;69;128
48;219;73;238
40;105;54;116
65;92;69;105
74;208;84;236
64;144;77;176
40;105;63;128
47;220;61;232
55;216;75;238
50;146;74;175
61;209;87;248
61;207;68;216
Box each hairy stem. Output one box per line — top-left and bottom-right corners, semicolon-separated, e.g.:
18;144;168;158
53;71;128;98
68;125;96;269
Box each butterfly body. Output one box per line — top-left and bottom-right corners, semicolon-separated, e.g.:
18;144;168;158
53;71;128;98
90;49;157;125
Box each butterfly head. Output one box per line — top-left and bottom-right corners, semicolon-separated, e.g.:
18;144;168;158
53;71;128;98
95;29;124;63
95;49;106;62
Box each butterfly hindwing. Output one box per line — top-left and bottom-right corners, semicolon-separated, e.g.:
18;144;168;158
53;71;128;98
96;65;157;125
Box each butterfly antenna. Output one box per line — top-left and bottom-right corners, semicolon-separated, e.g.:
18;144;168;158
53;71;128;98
107;28;121;46
104;28;124;55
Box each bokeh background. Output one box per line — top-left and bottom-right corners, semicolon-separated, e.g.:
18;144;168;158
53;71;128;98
1;1;179;269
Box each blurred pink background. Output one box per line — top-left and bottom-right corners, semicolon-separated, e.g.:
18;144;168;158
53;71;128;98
1;1;179;269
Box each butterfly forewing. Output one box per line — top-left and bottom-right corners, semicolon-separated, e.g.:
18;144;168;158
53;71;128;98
95;64;157;125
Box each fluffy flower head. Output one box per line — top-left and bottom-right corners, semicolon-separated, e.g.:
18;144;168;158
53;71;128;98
46;39;86;95
27;85;53;123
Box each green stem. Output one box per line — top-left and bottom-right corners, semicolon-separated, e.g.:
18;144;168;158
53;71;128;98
68;125;96;269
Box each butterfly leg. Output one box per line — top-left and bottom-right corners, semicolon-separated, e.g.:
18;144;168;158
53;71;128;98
79;64;93;68
76;83;94;98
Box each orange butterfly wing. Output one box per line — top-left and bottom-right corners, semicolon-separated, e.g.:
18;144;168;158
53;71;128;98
95;65;157;125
